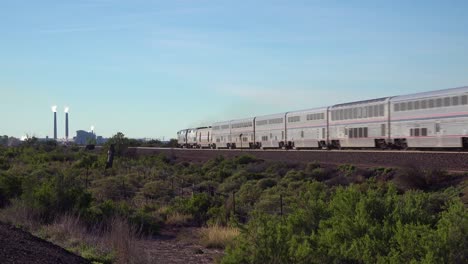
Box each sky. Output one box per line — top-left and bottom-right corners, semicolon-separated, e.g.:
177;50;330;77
1;0;468;139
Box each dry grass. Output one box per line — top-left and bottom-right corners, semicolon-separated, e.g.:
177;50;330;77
200;224;239;249
0;199;38;231
105;217;148;264
0;206;150;264
165;212;192;226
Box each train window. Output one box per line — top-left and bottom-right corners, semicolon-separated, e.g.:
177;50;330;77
354;128;358;138
421;128;427;136
381;124;386;137
394;103;399;112
435;123;440;133
355;108;360;119
301;131;304;138
270;133;272;139
362;107;368;118
353;108;358;119
372;105;377;115
462;95;468;105
436;98;442;107
414;101;420;110
379;104;385;116
410;129;414;137
400;102;407;111
452;96;459;106
428;99;434;108
407;101;413;110
421;100;427;109
348;128;353;138
288;116;300;122
339;109;343;120
415;128;420;137
444;97;450;107
364;127;368;137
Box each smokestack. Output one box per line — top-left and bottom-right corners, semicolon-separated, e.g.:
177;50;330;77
52;106;57;140
54;112;57;140
65;107;69;141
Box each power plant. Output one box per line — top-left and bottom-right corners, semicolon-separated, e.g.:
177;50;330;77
49;105;105;144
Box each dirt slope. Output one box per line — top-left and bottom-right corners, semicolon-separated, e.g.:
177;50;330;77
0;222;90;264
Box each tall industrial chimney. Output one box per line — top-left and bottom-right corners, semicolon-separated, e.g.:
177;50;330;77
65;107;69;141
52;105;57;140
54;112;57;140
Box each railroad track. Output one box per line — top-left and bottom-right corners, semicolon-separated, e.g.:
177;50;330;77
132;147;468;172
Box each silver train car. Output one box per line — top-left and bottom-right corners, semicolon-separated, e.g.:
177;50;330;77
177;86;468;150
177;126;212;148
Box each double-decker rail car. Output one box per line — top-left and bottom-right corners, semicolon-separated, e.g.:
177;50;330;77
255;113;286;149
390;87;468;149
329;98;391;149
286;107;328;149
229;117;255;149
211;121;231;149
194;126;212;148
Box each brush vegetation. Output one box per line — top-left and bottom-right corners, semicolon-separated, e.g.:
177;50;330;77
0;133;467;263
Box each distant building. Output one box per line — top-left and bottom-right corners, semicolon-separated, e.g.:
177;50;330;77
74;130;96;145
96;136;107;145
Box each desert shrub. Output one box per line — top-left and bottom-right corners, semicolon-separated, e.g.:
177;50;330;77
306;167;333;181
305;161;321;173
129;209;162;235
141;180;173;201
337;164;355;176
233;154;258;165
171;193;223;225
282;170;305;182
218;171;249;193
91;176;137;201
222;214;292;264
0;157;10;170
256;178;277;190
223;181;467;264
0;172;23;203
394;167;452;191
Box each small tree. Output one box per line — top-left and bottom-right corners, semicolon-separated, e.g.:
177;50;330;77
106;132;130;157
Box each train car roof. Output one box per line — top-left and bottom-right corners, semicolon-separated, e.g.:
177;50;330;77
391;86;468;102
255;112;287;120
230;117;255;123
332;97;390;108
287;106;328;115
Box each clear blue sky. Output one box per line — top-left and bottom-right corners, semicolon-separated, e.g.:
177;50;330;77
1;0;468;139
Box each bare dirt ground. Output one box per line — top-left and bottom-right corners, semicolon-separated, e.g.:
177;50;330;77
139;227;224;264
0;222;90;264
0;221;223;264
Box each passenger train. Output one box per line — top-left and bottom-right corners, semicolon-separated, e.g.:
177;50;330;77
177;86;468;150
